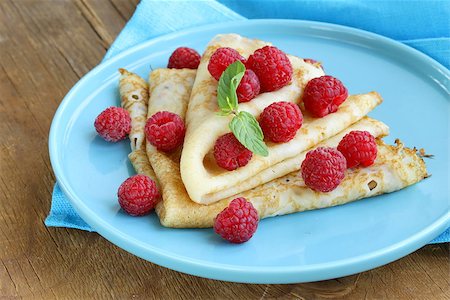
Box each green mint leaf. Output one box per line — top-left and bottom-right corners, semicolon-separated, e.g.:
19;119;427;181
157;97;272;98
229;111;269;157
217;61;245;114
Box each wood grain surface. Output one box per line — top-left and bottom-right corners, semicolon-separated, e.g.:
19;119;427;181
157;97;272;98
0;0;448;299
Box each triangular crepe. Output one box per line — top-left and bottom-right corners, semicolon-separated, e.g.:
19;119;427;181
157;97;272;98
180;34;383;205
136;68;426;228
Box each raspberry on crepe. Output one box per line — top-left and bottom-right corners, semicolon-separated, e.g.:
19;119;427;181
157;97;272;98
207;47;246;80
145;111;186;152
301;147;347;192
259;101;303;143
303;75;348;117
338;130;378;168
236;69;260;103
213;133;253;171
246;46;293;92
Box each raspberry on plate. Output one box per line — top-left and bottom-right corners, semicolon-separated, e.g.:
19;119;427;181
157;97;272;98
145;111;186;152
236;69;260;103
167;47;201;69
207;47;246;80
118;174;160;216
94;106;131;142
246;46;293;92
337;130;378;168
214;197;259;243
259;101;303;143
301;147;347;192
303;75;348;118
213;133;253;171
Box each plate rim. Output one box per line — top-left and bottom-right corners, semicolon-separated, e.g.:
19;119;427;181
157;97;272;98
49;19;450;283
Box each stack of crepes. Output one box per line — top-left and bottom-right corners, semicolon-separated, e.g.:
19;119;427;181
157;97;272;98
118;34;427;228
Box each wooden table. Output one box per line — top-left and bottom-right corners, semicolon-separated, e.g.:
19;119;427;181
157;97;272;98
0;1;448;298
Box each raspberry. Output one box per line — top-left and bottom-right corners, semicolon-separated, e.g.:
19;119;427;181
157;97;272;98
304;58;324;70
303;75;348;118
167;47;201;69
301;147;346;192
246;46;293;92
337;130;378;168
118;174;160;216
94;107;131;142
213;133;252;171
208;47;246;80
145;111;185;152
214;197;259;243
259;101;303;143
237;69;260;103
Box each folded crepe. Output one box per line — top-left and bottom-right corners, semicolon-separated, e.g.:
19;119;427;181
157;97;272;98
136;67;426;228
180;34;383;205
147;139;426;228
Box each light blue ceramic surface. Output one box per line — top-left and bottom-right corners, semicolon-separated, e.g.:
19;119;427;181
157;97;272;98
49;20;450;284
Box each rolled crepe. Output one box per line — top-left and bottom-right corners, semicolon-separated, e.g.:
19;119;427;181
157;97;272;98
180;34;382;205
119;68;149;151
126;69;196;184
128;149;159;187
144;68;196;210
119;68;158;182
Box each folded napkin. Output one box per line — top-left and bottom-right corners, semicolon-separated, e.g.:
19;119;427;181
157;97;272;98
46;0;449;243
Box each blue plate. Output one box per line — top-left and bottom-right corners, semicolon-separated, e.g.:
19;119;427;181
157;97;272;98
49;20;450;283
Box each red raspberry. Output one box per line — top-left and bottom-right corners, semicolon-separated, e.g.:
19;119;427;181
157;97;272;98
246;46;293;92
259;101;303;143
118;174;160;216
207;47;246;80
337;130;378;168
213;133;252;171
303;75;348;118
304;58;324;70
145;111;185;152
94;107;131;142
214;197;259;243
237;69;260;103
301;147;346;192
167;47;201;69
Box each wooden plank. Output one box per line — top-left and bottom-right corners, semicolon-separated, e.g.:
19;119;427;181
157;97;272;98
75;0;127;47
0;0;129;298
110;0;140;20
0;0;448;298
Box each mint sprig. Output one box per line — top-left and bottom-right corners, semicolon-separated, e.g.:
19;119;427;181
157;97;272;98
217;61;245;114
217;61;269;157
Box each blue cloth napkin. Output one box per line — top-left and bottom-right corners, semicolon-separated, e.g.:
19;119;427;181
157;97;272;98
46;0;449;243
